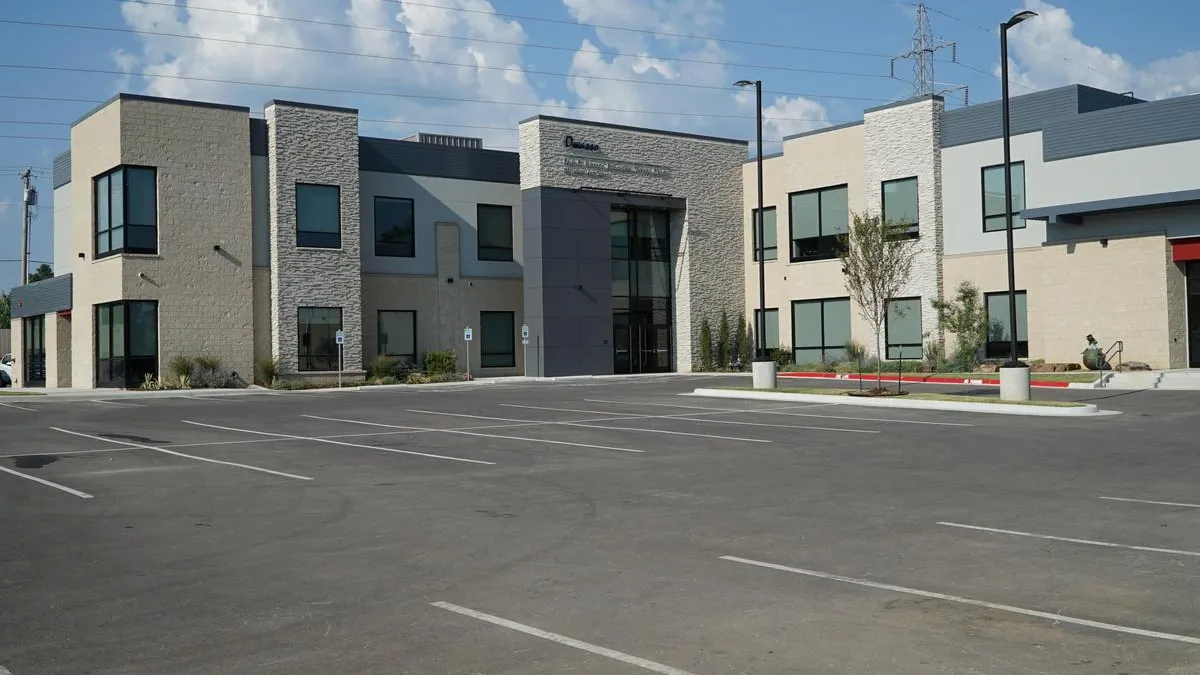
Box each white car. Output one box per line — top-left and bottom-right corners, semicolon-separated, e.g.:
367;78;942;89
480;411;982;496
0;353;12;387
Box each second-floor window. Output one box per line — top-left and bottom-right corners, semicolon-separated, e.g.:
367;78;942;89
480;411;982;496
375;197;415;257
296;183;341;249
789;184;848;262
478;204;514;261
882;177;919;239
751;207;777;261
982;162;1026;232
94;166;157;258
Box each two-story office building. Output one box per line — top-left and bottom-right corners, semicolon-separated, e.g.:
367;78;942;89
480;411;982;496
745;84;1200;370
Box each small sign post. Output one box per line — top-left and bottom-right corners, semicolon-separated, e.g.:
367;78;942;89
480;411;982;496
335;330;346;388
463;326;473;379
521;324;530;378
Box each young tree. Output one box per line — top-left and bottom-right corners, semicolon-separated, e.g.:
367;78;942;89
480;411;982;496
697;318;714;371
838;212;919;389
737;312;752;371
26;263;53;283
0;292;9;329
717;310;731;370
932;281;989;371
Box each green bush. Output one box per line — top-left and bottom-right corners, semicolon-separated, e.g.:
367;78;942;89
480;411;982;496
923;339;946;371
194;355;222;372
697;318;714;371
784;361;829;373
256;357;281;386
844;340;868;364
738;315;752;371
424;349;458;375
405;372;431;385
770;346;793;370
368;355;400;380
717;311;731;369
169;356;194;381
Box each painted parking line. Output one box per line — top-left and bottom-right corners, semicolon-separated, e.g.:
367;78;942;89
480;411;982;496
182;420;498;465
0;401;37;412
305;414;644;454
89;399;146;408
432;602;702;675
584;398;973;427
0;464;94;499
937;521;1200;558
411;409;774;444
498;403;876;434
720;555;1200;646
1100;496;1200;510
52;427;313;481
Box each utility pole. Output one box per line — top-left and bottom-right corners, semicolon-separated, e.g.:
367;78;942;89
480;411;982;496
891;2;968;103
20;168;36;286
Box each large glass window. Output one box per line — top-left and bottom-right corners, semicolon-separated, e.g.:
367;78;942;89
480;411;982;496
612;207;673;374
755;308;779;350
378;310;416;364
885;297;923;360
478;204;514;261
751;207;777;261
789;185;848;262
23;315;45;387
792;298;851;364
882;176;919;239
982;162;1026;232
95;300;158;388
94;166;157;257
298;307;342;371
296;183;341;248
375;197;415;257
480;311;516;368
984;291;1029;359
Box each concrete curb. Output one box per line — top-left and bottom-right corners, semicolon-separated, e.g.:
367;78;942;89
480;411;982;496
777;372;1101;389
688;388;1106;417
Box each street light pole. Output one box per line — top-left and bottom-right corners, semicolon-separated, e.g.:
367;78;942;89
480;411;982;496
734;79;775;389
999;10;1037;401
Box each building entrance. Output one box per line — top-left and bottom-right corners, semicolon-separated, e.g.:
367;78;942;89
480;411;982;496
23;314;45;387
1188;262;1200;367
611;206;673;374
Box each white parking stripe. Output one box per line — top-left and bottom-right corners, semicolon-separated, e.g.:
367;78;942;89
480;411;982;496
432;602;702;675
720;555;1200;645
181;421;497;465
410;409;773;443
1100;496;1200;510
0;464;94;499
304;415;644;454
584;398;972;427
938;521;1200;558
90;399;145;407
52;427;313;481
0;401;37;412
497;403;875;434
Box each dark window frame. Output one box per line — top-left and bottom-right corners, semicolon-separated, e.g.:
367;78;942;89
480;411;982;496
751;206;778;262
297;306;343;372
94;300;159;388
23;314;46;387
881;176;920;240
296;182;342;249
480;310;516;368
984;290;1029;359
791;297;851;364
477;203;515;262
93;165;158;259
788;184;849;262
374;196;416;258
981;161;1027;233
884;296;924;360
754;308;780;350
377;310;417;365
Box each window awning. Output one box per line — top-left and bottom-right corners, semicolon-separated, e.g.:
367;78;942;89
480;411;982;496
1022;189;1200;224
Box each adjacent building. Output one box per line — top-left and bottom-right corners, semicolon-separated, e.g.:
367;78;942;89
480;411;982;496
7;83;1200;388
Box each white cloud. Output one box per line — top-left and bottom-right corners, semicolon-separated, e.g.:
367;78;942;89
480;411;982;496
762;96;832;140
1005;0;1200;99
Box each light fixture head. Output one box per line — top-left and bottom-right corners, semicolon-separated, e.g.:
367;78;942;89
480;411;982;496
733;80;756;88
1005;10;1038;28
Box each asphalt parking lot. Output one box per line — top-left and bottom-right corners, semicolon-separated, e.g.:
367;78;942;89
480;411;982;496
1;375;1198;674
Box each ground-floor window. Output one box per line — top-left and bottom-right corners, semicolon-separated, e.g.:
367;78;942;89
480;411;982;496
480;311;516;368
984;291;1029;359
96;300;158;388
792;297;850;364
378;310;416;364
755;308;779;350
298;307;342;371
23;314;46;386
885;297;923;360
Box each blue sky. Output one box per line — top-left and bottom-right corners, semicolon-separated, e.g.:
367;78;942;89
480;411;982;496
2;0;1198;285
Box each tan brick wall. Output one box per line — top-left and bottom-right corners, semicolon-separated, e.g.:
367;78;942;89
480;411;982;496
942;247;1044;359
252;267;272;373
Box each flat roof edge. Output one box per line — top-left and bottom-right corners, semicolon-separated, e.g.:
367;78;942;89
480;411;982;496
519;114;747;145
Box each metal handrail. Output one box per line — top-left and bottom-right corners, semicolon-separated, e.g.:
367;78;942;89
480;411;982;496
1097;340;1124;388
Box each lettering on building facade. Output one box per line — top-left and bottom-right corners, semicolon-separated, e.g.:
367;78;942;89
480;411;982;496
562;155;672;179
563;135;601;152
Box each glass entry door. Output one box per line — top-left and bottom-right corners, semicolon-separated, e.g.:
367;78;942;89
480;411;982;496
1188;262;1200;367
23;315;45;387
612;206;673;374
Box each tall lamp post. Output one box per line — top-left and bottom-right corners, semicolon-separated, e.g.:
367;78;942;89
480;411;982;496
734;78;775;389
998;10;1037;401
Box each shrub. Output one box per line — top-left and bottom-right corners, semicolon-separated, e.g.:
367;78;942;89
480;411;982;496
176;373;191;390
424;349;457;375
373;375;400;386
428;372;464;383
923;339;947;371
256;357;281;386
932;281;988;372
405;372;431;385
844;340;868;365
368;355;400;380
738;315;753;371
770;346;793;370
697;318;714;371
195;355;222;372
717;311;731;369
169;356;194;381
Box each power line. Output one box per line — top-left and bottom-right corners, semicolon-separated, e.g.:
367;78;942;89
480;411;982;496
0;135;68;142
102;0;898;81
0;63;875;122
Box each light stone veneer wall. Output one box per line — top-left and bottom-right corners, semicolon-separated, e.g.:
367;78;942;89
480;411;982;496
266;102;364;375
863;97;945;355
519;117;746;372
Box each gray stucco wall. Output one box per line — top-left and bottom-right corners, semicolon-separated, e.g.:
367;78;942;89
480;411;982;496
941;84;1141;149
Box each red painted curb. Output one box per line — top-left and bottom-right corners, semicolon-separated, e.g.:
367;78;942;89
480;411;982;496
777;372;1074;388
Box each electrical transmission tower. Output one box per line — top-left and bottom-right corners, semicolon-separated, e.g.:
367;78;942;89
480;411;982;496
891;2;968;104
